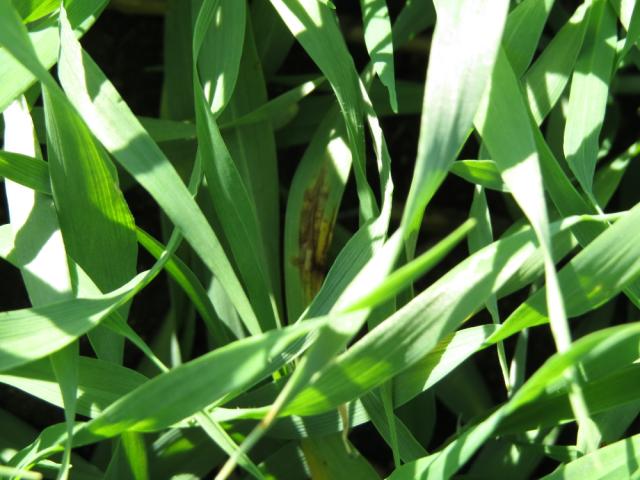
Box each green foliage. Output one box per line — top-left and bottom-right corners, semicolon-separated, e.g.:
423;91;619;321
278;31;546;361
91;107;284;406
0;0;639;478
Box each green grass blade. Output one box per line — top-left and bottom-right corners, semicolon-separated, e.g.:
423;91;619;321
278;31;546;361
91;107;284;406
48;5;260;334
0;465;42;480
391;0;435;46
149;430;226;480
0;212;179;374
136;228;233;345
345;219;475;313
368;79;423;116
103;432;149;480
301;434;381;479
218;17;282;308
476;46;597;449
489;204;640;343
469;186;510;394
220;76;324;130
0;150;220;357
401;0;508;240
0;270;151;373
525;2;589;125
594;141;638;205
500;324;640;433
0;0;108;112
392;325;498;414
359;0;397;112
193;0;280;331
269;0;378;221
611;0;640;64
281;221;555;417
251;0;294;78
138;117;196;141
0;357;147;418
73;320;320;442
475;47;572;341
2;97;77;480
195;0;246;117
563;0;617;196
26;107;198;144
43;82;138;363
1;0;637;474
8;423;74;473
360;392;427;462
502;0;555;76
0;149;51;194
272;215;604;422
450;159;507;191
195;412;265;480
541;433;640;479
49;343;78;480
12;0;59;22
531;111;640;310
389;321;640;478
217;310;370;476
244;325;496;440
499;366;640;436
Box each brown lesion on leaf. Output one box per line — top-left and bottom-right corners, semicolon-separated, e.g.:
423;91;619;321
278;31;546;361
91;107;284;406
291;166;337;304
